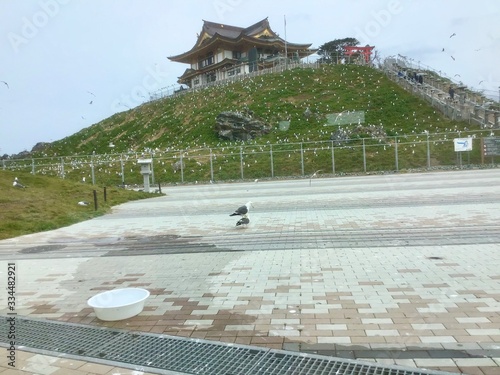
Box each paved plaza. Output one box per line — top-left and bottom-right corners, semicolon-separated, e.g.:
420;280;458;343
0;169;499;374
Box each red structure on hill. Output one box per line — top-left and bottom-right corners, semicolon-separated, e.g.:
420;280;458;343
344;45;374;63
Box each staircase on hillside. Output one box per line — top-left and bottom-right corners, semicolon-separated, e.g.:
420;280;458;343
382;58;499;128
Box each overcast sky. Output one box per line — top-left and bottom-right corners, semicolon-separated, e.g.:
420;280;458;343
1;0;499;156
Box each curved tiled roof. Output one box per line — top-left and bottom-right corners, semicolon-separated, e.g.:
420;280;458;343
168;18;313;63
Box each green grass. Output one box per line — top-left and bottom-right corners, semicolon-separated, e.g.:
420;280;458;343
33;65;475;160
0;170;158;240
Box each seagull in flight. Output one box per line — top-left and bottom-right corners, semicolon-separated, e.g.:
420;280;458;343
87;91;95;97
1;81;8;89
449;33;456;38
89;100;93;105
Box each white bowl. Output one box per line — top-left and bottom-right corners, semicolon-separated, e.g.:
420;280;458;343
87;288;150;321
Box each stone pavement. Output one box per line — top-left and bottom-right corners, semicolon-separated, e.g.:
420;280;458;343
0;169;499;374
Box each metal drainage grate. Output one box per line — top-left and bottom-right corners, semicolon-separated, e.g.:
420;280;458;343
0;316;455;375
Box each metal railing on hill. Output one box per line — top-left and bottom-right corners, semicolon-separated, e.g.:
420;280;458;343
148;61;321;101
381;58;500;128
3;130;499;187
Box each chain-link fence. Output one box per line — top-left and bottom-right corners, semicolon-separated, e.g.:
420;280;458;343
3;130;500;186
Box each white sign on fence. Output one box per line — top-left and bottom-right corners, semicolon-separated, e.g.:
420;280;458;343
454;138;473;152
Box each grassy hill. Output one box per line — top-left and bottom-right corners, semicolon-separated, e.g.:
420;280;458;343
7;64;491;186
35;64;472;156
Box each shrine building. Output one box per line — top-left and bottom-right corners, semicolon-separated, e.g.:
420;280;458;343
168;18;316;88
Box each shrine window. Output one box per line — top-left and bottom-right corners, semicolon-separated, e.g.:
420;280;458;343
198;52;214;69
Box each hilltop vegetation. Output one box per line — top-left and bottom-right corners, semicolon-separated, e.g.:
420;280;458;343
35;64;472;157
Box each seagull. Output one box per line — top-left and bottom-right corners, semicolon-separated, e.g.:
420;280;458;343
450;55;455;61
454;74;461;77
478;80;484;85
236;216;250;227
89;100;93;105
87;91;95;97
334;111;346;123
229;201;253;216
441;48;445;52
449;33;456;38
13;177;26;188
309;170;322;186
1;81;8;89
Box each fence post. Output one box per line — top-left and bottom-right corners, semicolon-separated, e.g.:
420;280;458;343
151;156;155;185
91;154;95;185
331;141;335;174
60;157;65;179
300;143;304;176
240;147;244;180
394;136;399;171
120;154;125;186
93;189;98;211
180;151;184;183
426;133;431;169
270;144;274;178
362;138;367;172
209;148;214;182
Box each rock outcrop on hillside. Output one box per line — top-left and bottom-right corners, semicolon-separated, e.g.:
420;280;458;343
215;110;272;141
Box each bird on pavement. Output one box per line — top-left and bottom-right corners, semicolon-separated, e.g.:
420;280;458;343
229;201;253;216
236;216;250;227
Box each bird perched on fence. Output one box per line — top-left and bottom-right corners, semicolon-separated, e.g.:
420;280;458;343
236;216;250;227
13;177;26;188
229;201;253;217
